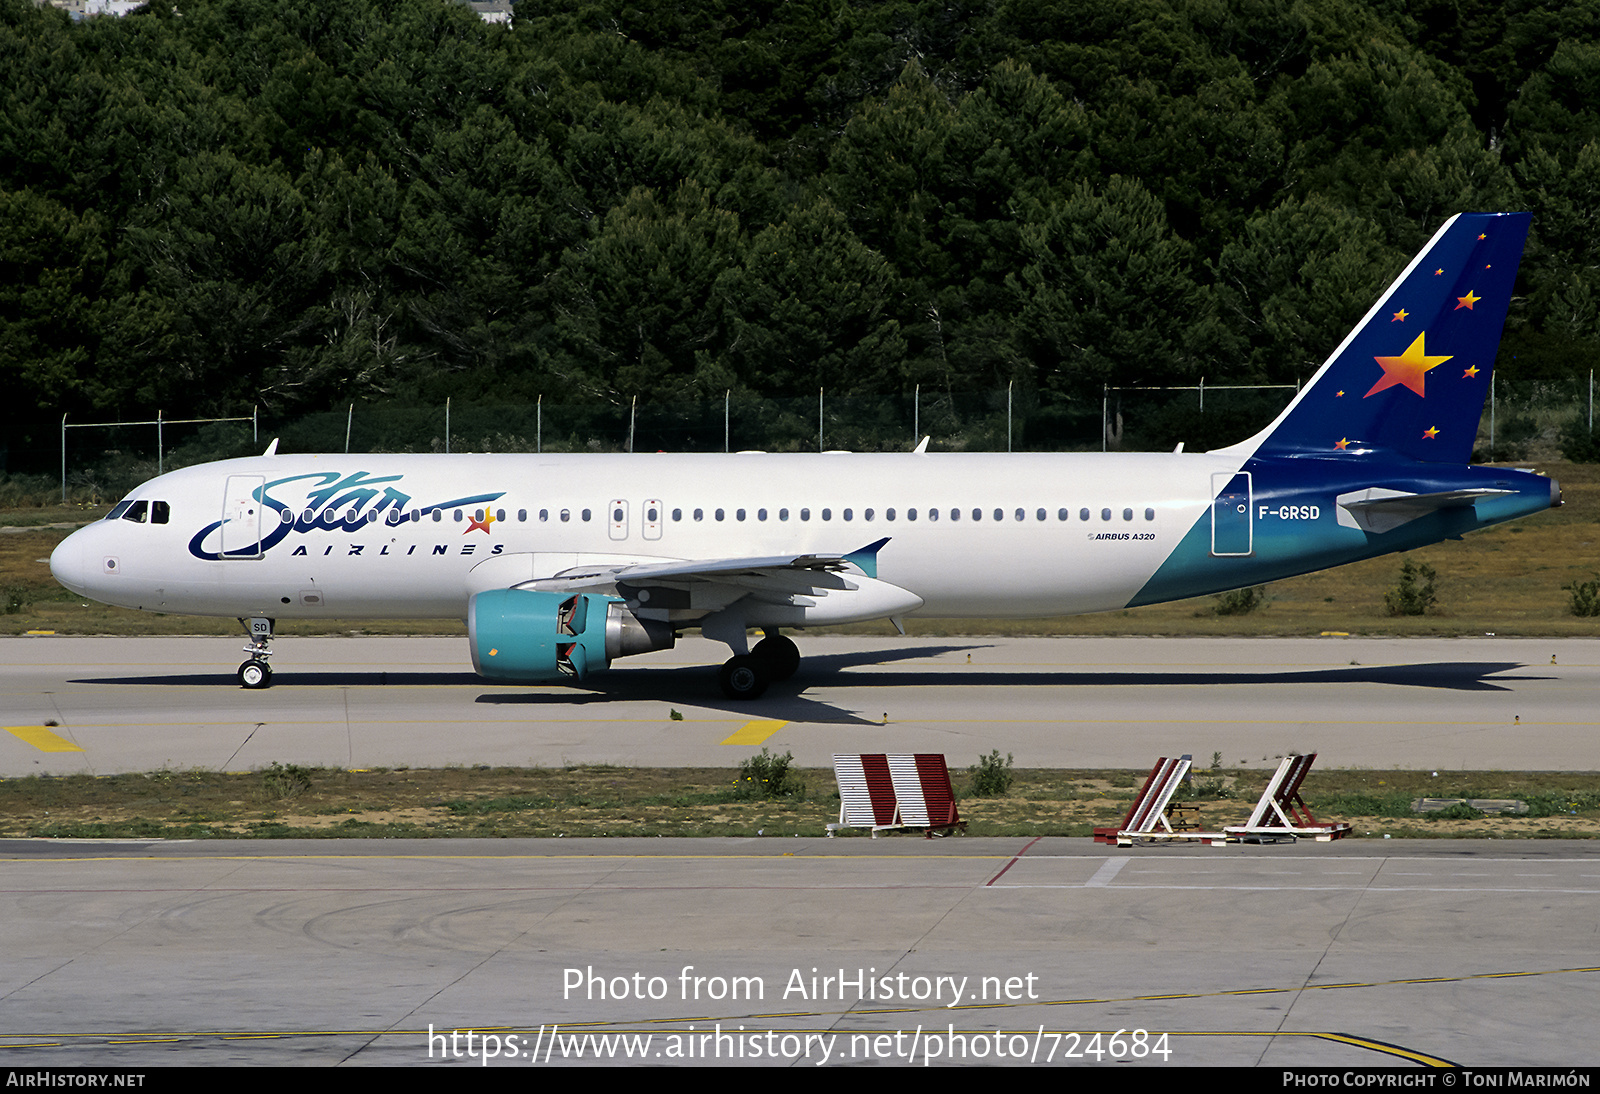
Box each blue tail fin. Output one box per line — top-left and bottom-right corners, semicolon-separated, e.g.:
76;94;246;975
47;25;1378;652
1235;212;1531;464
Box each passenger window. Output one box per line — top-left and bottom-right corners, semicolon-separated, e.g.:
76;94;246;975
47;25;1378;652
453;509;462;522
1038;509;1047;521
1123;508;1133;521
1145;508;1155;521
672;508;682;521
800;508;810;521
581;509;592;521
736;508;746;521
560;509;570;522
517;509;526;522
1079;508;1090;521
694;508;704;521
715;508;725;521
1101;508;1112;521
539;509;549;521
951;509;960;521
886;508;896;521
1015;508;1024;522
822;508;832;521
757;508;767;521
843;509;853;521
971;509;981;521
779;508;789;521
929;508;938;521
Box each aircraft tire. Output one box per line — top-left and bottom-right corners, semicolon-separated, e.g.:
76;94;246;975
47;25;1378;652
718;655;768;700
238;660;273;689
752;634;800;681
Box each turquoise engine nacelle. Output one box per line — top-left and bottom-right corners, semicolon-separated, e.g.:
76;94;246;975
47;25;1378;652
468;589;617;683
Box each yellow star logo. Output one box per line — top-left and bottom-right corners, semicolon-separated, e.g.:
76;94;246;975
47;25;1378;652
1423;426;1440;439
1455;290;1480;310
1392;309;1408;322
1334;437;1350;450
465;509;497;535
1463;365;1479;379
1367;332;1453;399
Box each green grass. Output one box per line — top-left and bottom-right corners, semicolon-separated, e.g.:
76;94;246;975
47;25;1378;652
3;764;1597;840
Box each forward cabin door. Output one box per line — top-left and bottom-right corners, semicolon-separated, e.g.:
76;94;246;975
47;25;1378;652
221;475;266;558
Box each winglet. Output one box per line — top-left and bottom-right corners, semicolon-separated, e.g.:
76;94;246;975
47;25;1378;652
263;438;280;457
913;436;930;454
844;537;891;578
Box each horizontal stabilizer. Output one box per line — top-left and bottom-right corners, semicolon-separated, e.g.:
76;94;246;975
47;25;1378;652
1335;486;1512;534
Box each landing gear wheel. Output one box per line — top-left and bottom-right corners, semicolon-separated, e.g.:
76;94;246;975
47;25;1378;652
238;660;273;689
718;655;769;700
751;634;800;681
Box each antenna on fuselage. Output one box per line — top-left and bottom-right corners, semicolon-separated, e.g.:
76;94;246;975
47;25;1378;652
263;439;279;457
913;436;930;454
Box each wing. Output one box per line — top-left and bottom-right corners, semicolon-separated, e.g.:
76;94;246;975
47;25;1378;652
497;537;923;627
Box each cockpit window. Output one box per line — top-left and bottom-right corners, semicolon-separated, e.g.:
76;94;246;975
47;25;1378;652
106;501;133;520
120;500;149;523
150;501;170;524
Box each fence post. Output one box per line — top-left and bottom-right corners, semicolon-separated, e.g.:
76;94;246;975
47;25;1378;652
819;387;824;452
157;409;164;477
445;397;450;455
61;413;67;504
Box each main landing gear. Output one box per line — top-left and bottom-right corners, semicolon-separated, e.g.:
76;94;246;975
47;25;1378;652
238;616;275;689
718;631;801;700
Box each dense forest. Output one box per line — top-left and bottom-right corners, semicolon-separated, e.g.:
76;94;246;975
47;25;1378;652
4;0;1600;470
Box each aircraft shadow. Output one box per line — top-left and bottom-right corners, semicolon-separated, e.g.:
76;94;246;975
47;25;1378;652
72;651;1542;729
474;644;990;725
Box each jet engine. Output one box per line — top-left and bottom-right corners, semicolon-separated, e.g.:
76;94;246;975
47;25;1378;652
467;589;675;683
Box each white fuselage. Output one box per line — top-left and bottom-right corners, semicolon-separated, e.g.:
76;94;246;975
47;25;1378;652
50;450;1241;622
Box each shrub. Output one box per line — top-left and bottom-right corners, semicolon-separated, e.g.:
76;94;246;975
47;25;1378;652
1558;418;1600;463
968;751;1014;797
1213;585;1267;615
259;762;314;799
734;748;799;799
1565;576;1600;617
1384;560;1438;616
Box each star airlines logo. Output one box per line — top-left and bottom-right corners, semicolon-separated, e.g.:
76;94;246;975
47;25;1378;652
466;509;497;535
1366;332;1452;399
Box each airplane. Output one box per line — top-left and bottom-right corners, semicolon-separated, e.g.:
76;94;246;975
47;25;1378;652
49;211;1559;699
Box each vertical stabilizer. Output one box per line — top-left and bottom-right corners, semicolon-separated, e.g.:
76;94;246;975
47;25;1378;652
1227;212;1531;464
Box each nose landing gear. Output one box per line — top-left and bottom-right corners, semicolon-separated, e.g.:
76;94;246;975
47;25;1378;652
238;616;275;689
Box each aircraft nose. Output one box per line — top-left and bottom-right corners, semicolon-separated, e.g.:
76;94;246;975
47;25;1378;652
50;527;93;595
